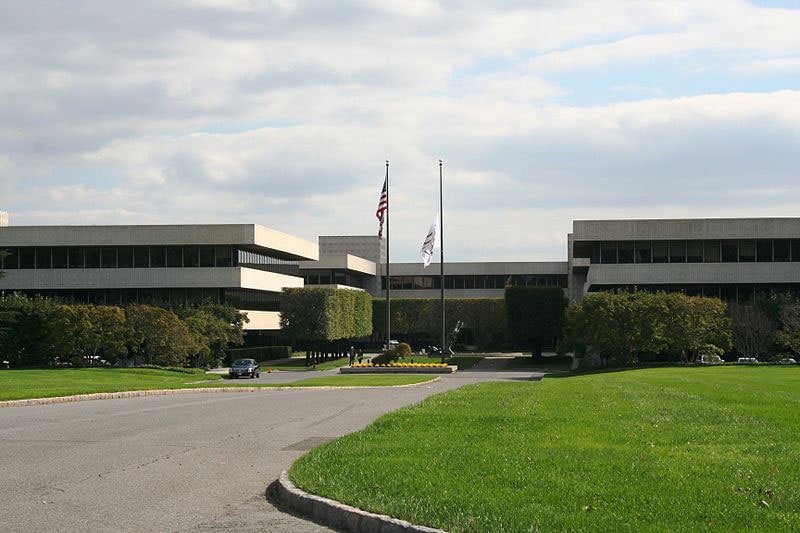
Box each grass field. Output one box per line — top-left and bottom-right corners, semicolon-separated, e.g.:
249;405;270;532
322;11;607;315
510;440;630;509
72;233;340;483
263;357;350;371
0;369;435;401
0;368;223;401
290;366;800;532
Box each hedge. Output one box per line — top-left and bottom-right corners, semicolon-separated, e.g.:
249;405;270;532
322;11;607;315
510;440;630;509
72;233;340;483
373;298;507;349
280;288;373;342
228;346;292;361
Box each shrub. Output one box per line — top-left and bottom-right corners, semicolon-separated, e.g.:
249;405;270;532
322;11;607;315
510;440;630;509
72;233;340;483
371;342;413;364
228;346;292;361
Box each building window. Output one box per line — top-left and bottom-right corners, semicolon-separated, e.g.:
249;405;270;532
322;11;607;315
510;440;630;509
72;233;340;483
150;246;166;267
215;246;232;267
775;240;790;262
721;241;738;263
183;246;200;267
166;246;182;268
133;246;150;268
199;246;215;267
687;241;703;263
669;241;686;263
19;248;35;269
2;248;18;269
83;247;100;268
68;247;84;268
600;241;618;264
756;240;772;262
652;241;669;263
739;240;755;262
52;247;68;268
117;247;133;268
634;241;651;263
100;247;117;268
704;241;720;263
35;247;51;269
618;241;634;264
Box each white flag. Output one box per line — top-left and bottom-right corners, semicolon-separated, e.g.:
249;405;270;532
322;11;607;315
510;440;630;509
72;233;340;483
420;212;439;268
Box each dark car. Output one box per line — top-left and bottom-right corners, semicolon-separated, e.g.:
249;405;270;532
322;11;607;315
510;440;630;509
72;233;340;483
229;358;260;379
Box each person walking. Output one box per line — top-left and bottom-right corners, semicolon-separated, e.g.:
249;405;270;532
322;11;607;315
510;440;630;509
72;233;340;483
348;345;356;366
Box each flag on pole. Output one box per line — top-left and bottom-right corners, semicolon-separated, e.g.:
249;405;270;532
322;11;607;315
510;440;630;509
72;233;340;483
376;176;388;239
420;211;439;268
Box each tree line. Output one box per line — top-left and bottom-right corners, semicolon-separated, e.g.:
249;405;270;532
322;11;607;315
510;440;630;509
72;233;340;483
0;294;246;368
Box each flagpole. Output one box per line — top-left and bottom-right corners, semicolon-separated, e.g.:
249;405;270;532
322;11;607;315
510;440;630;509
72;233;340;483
385;160;391;349
439;159;445;362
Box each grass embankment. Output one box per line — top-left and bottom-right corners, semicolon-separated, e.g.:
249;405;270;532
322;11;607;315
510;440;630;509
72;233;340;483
264;357;350;371
290;366;800;532
0;368;223;401
0;369;436;401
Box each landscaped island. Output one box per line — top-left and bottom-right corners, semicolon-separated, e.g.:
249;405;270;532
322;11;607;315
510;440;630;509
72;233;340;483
0;369;436;402
290;366;800;532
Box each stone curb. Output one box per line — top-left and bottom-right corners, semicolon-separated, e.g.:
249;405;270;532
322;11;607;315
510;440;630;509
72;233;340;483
274;470;446;533
340;366;457;374
0;377;441;409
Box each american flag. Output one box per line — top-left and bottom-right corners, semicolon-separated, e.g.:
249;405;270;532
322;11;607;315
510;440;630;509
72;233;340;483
376;176;388;239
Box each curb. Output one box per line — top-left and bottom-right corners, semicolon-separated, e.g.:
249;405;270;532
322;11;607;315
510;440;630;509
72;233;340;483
273;470;446;533
0;377;441;409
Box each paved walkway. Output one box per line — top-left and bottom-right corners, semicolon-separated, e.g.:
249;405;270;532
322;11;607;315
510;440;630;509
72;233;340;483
0;369;541;532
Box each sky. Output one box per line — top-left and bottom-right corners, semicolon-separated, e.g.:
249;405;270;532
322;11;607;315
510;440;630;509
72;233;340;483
1;0;800;262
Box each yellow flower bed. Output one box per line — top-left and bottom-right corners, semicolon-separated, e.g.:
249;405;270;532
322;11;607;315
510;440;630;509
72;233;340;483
352;363;448;368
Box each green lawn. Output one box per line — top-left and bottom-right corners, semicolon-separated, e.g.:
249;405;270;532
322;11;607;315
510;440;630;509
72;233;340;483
0;368;223;401
0;369;436;401
263;356;351;371
290;366;800;532
276;375;436;387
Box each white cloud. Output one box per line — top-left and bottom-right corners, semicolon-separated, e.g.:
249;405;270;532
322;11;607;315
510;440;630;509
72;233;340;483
1;1;800;261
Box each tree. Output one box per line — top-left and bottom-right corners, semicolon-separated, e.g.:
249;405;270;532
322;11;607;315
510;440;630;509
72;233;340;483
0;294;60;366
505;286;568;359
729;303;776;357
126;305;193;366
777;304;800;356
178;303;247;367
280;288;372;347
558;291;732;366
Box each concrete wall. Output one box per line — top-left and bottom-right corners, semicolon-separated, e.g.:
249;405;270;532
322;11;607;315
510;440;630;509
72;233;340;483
574;218;800;241
586;262;800;287
0;266;303;292
383;261;568;276
0;224;318;261
240;310;281;330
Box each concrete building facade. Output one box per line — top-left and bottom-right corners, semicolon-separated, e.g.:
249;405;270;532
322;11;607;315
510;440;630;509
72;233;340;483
0;222;318;330
4;216;800;335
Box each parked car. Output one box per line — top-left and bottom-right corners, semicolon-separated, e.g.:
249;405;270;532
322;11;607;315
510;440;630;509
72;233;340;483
698;354;724;365
736;357;759;364
777;357;797;364
229;358;260;379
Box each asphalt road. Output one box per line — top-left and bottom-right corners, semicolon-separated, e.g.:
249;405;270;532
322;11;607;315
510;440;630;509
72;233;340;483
0;368;541;532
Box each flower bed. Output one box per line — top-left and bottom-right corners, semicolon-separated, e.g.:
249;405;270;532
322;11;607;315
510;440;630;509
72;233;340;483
340;363;457;374
352;362;448;368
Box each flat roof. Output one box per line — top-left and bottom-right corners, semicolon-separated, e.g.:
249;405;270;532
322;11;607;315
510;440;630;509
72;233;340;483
0;224;319;261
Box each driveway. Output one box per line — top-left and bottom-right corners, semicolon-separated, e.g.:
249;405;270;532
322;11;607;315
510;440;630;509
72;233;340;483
0;369;541;532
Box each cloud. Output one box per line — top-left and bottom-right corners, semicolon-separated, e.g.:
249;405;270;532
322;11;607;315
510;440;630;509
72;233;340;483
1;1;800;262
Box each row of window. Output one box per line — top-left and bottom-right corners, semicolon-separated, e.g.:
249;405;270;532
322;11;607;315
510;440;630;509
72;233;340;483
383;274;568;290
575;239;800;264
0;287;281;312
589;283;800;303
303;270;367;289
0;246;299;274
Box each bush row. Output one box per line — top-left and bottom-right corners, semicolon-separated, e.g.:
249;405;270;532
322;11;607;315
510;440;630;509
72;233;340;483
0;294;247;368
228;345;292;361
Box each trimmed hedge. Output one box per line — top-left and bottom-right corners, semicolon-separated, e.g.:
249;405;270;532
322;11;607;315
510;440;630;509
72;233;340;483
280;288;373;342
505;286;568;357
373;298;507;349
228;345;292;361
